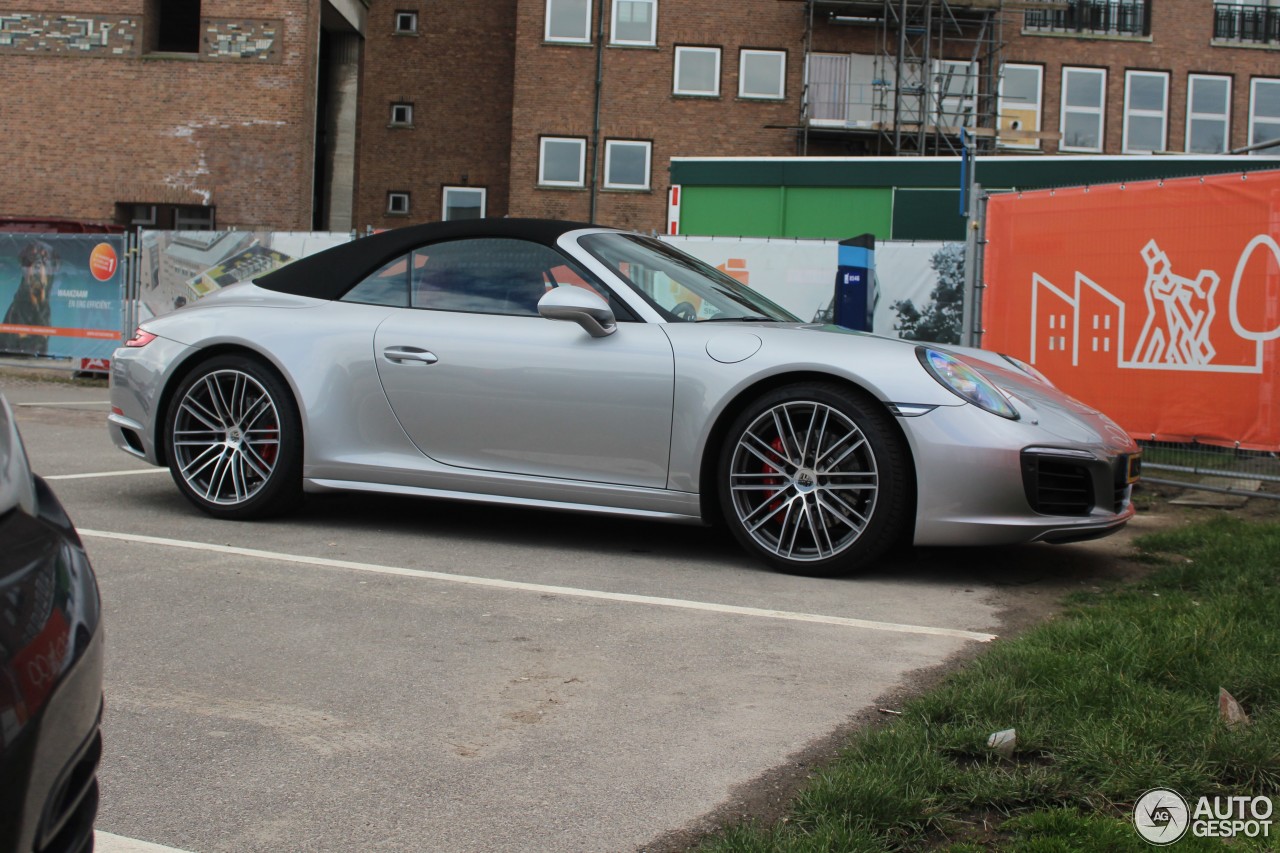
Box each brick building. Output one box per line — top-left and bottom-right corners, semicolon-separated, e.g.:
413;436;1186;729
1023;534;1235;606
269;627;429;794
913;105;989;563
358;0;811;231
0;0;364;230
4;1;1278;233
355;0;1280;234
353;2;517;233
504;0;806;231
1000;0;1280;159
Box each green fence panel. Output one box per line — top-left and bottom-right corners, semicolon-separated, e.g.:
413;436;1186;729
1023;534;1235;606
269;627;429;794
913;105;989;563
670;156;1280;191
781;187;893;239
680;187;782;237
892;188;967;240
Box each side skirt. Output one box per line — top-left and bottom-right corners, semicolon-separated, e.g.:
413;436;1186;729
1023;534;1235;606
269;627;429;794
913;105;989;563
304;478;706;524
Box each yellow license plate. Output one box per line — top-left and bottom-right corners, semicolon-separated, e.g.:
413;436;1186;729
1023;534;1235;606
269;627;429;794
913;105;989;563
1125;453;1142;484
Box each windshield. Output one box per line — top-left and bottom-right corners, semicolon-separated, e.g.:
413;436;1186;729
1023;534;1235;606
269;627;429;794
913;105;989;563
578;233;798;323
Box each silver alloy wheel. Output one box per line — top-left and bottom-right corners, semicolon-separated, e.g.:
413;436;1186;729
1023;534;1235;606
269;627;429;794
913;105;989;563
171;368;282;506
727;400;879;563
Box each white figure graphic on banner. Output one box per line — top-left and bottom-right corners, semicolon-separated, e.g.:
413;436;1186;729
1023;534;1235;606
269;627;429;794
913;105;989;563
1131;240;1218;366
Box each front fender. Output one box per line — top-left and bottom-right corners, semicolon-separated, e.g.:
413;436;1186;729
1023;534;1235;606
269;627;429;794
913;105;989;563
662;324;960;494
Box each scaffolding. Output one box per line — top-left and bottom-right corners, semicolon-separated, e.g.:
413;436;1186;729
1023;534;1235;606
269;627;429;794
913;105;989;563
801;0;1009;156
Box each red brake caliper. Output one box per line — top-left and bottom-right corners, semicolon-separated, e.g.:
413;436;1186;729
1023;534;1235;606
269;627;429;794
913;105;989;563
761;436;787;517
259;418;279;466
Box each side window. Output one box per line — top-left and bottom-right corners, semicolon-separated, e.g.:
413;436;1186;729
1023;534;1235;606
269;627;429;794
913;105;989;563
341;255;412;307
409;238;633;318
341;239;636;319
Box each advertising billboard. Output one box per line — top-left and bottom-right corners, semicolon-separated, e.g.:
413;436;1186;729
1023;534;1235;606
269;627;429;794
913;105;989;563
0;233;125;360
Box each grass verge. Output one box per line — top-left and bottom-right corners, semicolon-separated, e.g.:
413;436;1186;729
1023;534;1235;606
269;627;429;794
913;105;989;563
698;516;1280;852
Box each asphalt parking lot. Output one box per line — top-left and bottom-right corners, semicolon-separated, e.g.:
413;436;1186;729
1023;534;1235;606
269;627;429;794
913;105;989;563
3;375;1144;853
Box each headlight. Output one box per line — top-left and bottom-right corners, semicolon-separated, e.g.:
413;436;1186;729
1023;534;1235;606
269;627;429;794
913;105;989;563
917;347;1019;420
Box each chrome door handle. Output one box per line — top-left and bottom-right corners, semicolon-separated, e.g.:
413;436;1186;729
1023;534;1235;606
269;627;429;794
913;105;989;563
383;347;439;365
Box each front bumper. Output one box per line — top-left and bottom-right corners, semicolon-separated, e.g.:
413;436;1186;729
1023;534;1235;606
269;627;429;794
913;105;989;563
0;478;104;853
903;402;1138;547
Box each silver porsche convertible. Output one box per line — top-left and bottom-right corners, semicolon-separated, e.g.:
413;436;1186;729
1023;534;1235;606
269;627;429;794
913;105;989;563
108;219;1139;576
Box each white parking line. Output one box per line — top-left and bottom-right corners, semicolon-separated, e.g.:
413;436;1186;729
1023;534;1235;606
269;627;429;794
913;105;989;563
46;469;168;481
15;400;112;406
78;529;997;642
95;831;194;853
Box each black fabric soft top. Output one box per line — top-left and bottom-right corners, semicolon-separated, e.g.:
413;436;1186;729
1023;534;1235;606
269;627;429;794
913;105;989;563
254;218;600;301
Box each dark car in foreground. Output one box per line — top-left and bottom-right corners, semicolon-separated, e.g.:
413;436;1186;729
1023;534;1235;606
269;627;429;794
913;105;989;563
0;393;103;853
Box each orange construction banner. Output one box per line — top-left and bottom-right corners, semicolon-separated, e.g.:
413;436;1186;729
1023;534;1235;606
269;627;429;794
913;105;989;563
983;169;1280;451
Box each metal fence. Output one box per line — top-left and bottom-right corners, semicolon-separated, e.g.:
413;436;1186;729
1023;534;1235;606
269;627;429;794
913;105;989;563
1024;0;1151;36
1139;441;1280;502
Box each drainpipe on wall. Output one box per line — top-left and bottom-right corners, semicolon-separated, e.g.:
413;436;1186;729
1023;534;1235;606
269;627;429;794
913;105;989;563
589;0;606;224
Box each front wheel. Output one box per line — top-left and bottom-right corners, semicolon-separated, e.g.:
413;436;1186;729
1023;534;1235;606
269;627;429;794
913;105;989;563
718;383;911;576
164;354;303;519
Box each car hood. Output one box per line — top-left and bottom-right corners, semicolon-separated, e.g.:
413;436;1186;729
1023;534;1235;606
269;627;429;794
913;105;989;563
718;323;1136;452
945;343;1137;450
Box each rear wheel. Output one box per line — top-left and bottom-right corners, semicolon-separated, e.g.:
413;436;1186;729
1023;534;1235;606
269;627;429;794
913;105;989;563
718;383;910;576
164;354;302;519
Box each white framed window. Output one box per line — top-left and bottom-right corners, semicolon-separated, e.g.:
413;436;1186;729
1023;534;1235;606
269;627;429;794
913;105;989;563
1123;70;1169;153
998;63;1043;149
390;103;413;126
739;49;786;100
387;191;410;215
673;46;720;96
1060;66;1106;152
1186;74;1231;154
1249;77;1280;156
442;187;486;221
394;11;418;33
546;0;592;43
538;137;587;186
603;140;651;190
611;0;656;45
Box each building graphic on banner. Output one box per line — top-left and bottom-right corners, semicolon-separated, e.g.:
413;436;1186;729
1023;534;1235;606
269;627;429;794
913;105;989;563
1031;239;1267;375
137;231;350;320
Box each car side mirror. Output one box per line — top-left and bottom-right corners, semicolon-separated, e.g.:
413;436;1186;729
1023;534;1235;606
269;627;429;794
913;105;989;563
537;287;617;338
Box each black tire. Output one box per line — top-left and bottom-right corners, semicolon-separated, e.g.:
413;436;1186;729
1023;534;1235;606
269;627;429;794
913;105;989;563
164;354;303;519
717;382;911;576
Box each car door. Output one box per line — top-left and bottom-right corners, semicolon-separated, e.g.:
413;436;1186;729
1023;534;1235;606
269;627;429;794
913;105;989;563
368;237;675;489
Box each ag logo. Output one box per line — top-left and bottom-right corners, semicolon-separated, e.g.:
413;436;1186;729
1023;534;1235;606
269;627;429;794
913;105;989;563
1134;788;1189;845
